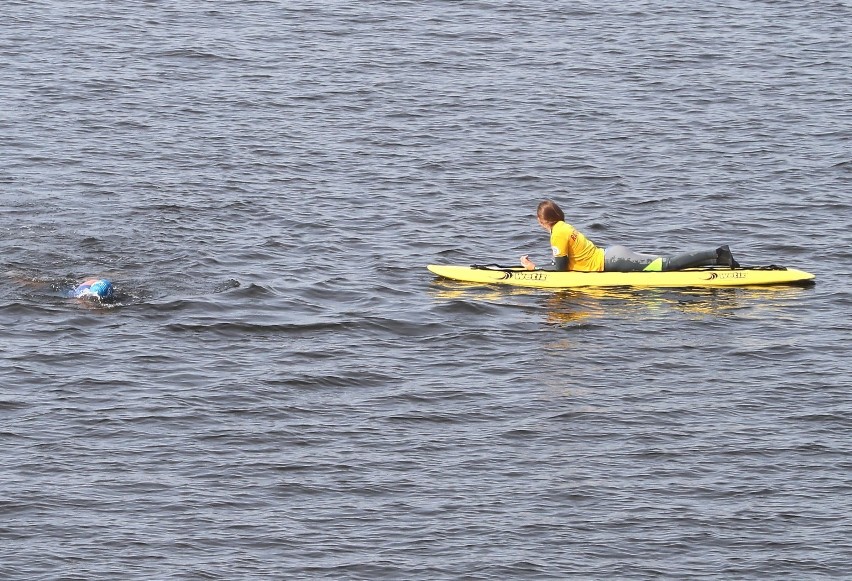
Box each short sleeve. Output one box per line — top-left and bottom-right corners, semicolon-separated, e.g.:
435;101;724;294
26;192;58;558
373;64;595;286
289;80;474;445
549;223;570;257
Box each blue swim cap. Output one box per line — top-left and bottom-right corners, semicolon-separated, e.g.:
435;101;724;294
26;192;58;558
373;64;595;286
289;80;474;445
89;279;114;299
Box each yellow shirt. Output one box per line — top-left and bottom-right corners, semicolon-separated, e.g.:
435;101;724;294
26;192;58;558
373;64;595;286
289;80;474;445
550;221;605;272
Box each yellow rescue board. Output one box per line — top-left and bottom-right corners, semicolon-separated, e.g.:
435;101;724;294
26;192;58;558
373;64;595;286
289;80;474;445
427;264;815;289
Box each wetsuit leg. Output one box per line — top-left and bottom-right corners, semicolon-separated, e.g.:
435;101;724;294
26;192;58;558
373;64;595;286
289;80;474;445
604;245;729;272
662;249;718;271
603;245;662;272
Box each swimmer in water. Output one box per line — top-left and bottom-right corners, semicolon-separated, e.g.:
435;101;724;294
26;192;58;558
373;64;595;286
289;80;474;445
69;278;115;300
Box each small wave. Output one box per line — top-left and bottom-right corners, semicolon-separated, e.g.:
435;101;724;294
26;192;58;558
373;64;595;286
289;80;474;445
154;48;247;63
165;320;356;336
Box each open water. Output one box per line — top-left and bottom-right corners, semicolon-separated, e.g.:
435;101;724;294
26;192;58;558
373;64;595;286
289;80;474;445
2;1;851;579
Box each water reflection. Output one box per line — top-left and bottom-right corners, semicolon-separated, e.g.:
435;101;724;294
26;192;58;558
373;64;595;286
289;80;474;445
429;278;814;325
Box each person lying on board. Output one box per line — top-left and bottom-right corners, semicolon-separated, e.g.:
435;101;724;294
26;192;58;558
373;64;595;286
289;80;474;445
520;200;740;272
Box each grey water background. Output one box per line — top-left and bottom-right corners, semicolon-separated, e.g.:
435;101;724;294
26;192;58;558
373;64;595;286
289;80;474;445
1;1;850;578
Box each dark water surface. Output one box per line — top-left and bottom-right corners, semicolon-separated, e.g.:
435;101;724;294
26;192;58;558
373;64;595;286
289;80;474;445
2;1;851;579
